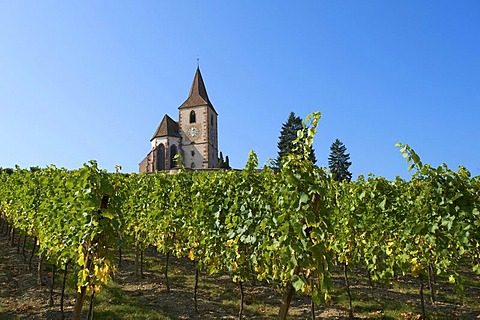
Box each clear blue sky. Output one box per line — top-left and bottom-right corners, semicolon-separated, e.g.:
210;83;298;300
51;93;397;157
1;1;479;180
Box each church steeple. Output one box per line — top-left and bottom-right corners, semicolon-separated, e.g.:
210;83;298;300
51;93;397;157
178;67;216;113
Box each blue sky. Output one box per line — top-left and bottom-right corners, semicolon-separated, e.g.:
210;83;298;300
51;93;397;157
1;1;479;180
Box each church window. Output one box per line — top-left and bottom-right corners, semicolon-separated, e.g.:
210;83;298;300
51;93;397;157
191;150;195;157
191;162;195;169
156;144;165;170
170;145;178;168
210;114;214;126
190;111;196;123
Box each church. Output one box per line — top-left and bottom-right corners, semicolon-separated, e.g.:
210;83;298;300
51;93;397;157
139;67;219;173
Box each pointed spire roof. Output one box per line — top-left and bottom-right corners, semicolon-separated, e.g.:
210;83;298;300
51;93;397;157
179;67;216;113
151;114;180;141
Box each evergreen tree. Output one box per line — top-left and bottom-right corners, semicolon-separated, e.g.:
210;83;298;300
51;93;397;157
218;152;225;168
225;155;230;169
218;152;231;169
328;139;352;182
275;112;316;168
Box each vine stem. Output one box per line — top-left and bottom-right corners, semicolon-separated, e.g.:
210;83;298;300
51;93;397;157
141;249;144;278
38;251;44;289
367;269;374;293
165;251;171;293
278;266;299;319
60;260;70;320
49;264;56;306
344;263;354;319
278;283;295;320
428;264;436;304
29;236;36;272
72;285;87;320
310;276;315;320
134;241;140;280
22;234;27;256
10;226;15;247
87;291;95;320
16;231;21;253
194;264;199;313
420;276;426;320
238;280;244;320
118;244;122;269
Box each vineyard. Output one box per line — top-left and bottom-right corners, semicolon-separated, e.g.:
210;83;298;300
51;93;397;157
0;113;479;319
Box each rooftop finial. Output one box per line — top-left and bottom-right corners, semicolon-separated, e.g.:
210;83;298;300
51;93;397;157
197;56;200;68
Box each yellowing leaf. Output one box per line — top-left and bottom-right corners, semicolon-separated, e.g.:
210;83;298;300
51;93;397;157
448;275;456;284
188;248;195;261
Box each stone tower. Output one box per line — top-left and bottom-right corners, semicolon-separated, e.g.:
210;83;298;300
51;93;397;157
178;67;218;169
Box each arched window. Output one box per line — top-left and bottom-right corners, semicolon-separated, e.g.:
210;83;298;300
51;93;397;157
210;114;214;126
191;162;195;169
155;144;165;170
190;111;196;123
170;145;178;168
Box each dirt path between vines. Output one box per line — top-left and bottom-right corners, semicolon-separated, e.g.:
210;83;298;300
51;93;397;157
0;234;74;319
1;232;479;319
0;234;347;319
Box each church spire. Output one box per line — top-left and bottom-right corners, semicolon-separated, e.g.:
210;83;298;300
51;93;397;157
178;67;216;112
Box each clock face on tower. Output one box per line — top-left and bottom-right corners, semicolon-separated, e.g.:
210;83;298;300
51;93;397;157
188;126;199;139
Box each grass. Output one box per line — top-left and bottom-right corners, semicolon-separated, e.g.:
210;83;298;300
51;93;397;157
0;303;12;320
327;264;480;320
94;283;169;320
331;284;414;319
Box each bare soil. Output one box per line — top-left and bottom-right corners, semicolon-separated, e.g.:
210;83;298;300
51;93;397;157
1;233;479;319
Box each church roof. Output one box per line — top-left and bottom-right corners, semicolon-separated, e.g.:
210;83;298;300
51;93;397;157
151;114;180;141
178;67;217;114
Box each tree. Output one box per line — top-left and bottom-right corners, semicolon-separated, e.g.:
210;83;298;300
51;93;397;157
275;112;316;168
218;152;231;169
224;155;230;169
219;152;225;168
328;139;352;182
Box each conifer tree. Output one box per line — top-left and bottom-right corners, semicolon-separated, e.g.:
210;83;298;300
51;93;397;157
219;152;225;168
328;139;352;182
275;112;316;168
225;155;230;169
218;152;231;169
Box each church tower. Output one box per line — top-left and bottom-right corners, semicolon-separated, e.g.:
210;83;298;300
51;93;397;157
178;67;218;169
139;67;219;173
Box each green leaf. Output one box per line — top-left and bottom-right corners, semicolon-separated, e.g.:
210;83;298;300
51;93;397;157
299;193;309;204
292;275;304;291
311;287;322;304
378;198;386;210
